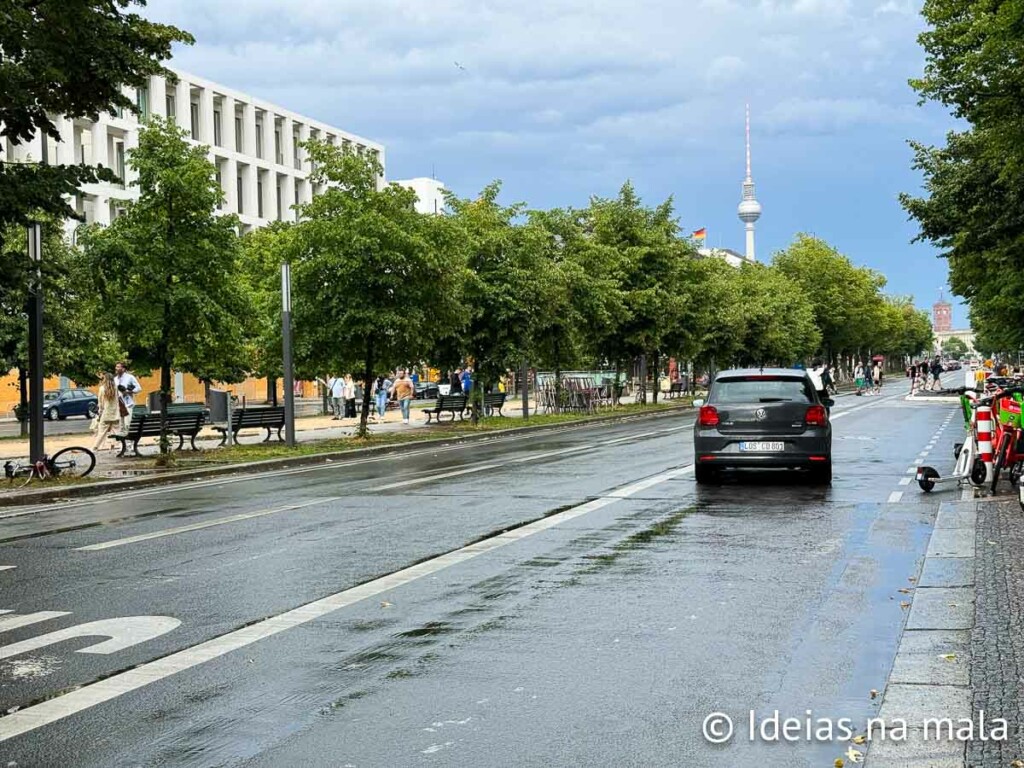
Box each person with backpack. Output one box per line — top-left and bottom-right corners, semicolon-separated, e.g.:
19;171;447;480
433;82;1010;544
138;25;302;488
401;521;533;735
930;357;944;391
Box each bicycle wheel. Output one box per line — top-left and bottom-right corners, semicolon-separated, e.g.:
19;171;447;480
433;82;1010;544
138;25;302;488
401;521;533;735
19;465;38;488
991;434;1010;492
49;446;96;479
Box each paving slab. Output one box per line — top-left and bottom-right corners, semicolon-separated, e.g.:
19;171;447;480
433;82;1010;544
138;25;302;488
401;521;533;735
934;503;977;530
865;730;965;767
906;587;974;630
890;630;970;686
919;558;975;588
878;683;972;724
926;529;975;558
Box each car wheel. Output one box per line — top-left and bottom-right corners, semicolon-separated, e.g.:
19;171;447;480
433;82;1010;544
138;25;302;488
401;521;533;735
809;461;833;485
694;464;718;485
45;407;58;421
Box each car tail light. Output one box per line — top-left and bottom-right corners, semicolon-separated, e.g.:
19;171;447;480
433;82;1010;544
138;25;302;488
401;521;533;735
805;405;828;427
698;405;720;427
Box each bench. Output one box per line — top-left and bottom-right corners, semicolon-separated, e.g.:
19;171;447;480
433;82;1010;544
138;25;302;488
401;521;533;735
423;394;467;424
114;411;207;456
667;381;687;398
212;406;286;445
483;391;507;416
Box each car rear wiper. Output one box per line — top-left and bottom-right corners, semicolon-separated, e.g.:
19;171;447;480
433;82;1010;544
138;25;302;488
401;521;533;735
758;397;791;402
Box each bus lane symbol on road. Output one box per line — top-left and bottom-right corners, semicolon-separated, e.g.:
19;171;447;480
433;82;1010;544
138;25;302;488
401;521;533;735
0;616;181;661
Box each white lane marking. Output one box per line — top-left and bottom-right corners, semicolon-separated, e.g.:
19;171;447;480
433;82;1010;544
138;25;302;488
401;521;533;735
75;498;340;552
13;417;696;515
888;491;904;503
0;612;70;634
899;477;912;486
0;616;181;662
0;464;693;742
0;566;15;572
919;452;930;458
367;465;503;492
907;466;919;474
0;510;36;520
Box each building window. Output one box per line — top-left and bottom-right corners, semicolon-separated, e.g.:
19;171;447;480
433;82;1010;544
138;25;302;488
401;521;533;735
275;128;282;165
276;184;283;220
237;175;244;215
255;123;263;159
115;143;126;188
213;110;222;146
136;87;149;121
257;179;264;218
165;94;176;120
190;102;199;140
235;116;243;152
293;137;301;170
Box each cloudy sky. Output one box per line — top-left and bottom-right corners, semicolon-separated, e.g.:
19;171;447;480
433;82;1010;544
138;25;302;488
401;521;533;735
146;0;964;324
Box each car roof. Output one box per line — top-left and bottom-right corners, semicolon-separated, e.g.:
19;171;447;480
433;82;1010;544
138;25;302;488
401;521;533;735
714;368;809;380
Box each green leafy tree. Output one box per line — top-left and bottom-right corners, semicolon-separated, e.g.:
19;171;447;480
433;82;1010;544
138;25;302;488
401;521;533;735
733;263;820;366
82;117;250;454
942;335;969;357
286;141;467;436
0;222;120;431
0;0;192;246
446;183;547;420
902;1;1024;352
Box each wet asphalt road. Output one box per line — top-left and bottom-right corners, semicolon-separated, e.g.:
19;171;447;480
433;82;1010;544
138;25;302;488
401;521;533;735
0;381;962;767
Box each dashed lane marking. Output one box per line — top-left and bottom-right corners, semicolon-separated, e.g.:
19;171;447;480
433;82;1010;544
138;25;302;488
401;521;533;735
888;491;904;503
899;477;912;486
0;463;694;743
0;566;15;572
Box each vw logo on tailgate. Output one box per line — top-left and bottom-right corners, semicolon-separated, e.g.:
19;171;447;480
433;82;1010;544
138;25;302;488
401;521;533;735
754;408;767;421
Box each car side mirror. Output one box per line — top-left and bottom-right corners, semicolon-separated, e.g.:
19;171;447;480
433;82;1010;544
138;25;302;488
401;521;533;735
692;398;705;408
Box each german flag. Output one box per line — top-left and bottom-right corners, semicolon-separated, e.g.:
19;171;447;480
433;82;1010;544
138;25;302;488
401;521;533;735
692;228;707;241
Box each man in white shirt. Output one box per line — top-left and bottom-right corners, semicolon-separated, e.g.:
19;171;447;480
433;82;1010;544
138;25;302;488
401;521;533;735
328;375;345;419
113;362;142;432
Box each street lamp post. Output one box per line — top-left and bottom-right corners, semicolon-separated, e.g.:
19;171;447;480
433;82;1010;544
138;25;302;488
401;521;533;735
281;263;296;447
27;223;44;462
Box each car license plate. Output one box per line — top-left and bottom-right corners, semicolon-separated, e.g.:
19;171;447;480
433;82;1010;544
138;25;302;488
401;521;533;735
739;441;784;452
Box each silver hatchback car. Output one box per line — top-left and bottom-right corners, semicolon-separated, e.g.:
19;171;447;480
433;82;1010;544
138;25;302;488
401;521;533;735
693;368;833;484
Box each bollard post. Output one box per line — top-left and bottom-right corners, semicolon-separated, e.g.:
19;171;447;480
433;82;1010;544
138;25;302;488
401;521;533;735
976;404;993;485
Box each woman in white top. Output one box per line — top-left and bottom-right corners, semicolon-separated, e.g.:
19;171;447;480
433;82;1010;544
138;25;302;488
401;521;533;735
91;373;122;450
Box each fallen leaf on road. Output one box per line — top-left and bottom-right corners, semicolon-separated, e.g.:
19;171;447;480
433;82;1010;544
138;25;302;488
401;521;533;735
908;577;918;583
898;588;912;594
987;540;997;545
899;601;911;610
834;759;844;768
1009;760;1023;768
851;734;866;745
949;602;958;607
939;653;956;661
870;689;879;699
845;746;863;763
380;601;392;608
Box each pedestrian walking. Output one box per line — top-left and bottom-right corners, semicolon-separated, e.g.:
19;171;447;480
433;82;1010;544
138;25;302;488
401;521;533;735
808;359;828;403
113;361;141;432
373;373;393;420
449;367;463;395
854;361;865;395
91;372;122;450
461;366;473;395
344;374;357;418
391;369;415;425
873;361;883;394
328;375;345;419
930;357;944;391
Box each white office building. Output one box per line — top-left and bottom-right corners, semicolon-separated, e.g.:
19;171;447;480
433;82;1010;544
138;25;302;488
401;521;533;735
395;177;446;215
4;67;385;234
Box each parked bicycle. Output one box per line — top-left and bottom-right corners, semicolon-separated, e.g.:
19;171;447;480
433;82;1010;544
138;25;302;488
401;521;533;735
3;446;96;488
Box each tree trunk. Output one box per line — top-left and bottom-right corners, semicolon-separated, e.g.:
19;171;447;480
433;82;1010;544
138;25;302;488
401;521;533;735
553;336;562;415
17;366;28;438
358;339;375;438
203;380;211;406
613;360;621;406
652;350;660;405
268;376;278;406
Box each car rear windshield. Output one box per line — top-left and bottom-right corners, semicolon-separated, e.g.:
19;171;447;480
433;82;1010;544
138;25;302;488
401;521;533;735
711;376;814;404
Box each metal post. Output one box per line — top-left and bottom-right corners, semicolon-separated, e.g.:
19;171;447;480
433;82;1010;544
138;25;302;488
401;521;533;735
27;223;44;462
281;263;296;446
225;389;235;447
520;358;529;420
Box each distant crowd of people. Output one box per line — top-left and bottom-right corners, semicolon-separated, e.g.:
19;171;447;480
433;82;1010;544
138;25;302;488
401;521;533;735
91;361;142;451
907;357;945;393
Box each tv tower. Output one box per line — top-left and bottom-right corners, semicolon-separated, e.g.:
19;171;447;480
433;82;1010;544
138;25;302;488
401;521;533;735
737;104;762;261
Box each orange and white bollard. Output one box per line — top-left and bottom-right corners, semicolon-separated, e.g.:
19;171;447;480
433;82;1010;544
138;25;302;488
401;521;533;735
976;404;994;485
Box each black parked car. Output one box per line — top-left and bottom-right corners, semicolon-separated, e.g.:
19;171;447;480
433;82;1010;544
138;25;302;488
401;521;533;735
693;368;833;484
43;389;99;420
414;381;440;400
